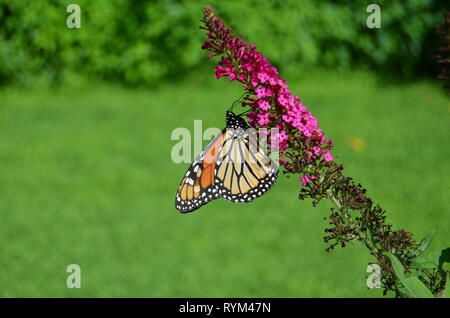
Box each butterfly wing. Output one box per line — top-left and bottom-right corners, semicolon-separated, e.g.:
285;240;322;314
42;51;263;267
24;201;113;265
175;130;225;213
214;127;278;203
175;126;278;213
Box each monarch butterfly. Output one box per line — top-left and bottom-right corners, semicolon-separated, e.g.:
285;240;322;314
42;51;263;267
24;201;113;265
175;111;279;213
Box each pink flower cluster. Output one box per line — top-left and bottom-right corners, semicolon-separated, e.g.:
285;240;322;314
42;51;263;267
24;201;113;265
299;173;317;187
201;6;333;177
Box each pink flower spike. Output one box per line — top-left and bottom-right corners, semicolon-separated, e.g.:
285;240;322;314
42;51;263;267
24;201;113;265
201;6;333;168
323;151;334;162
257;99;270;111
299;174;312;186
257;72;270;83
257;113;270;126
312;146;321;155
255;87;267;98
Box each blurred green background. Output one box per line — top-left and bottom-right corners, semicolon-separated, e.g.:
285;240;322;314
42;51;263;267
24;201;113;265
0;0;448;297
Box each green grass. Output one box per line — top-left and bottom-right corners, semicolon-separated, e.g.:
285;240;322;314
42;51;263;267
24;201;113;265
0;71;448;297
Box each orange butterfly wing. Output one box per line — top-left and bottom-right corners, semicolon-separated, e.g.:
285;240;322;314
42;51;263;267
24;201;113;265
200;133;223;188
175;131;225;212
175;111;278;213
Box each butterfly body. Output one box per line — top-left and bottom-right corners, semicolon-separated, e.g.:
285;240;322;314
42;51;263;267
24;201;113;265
175;111;278;213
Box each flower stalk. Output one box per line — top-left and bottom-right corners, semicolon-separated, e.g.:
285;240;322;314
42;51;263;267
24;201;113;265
200;5;448;297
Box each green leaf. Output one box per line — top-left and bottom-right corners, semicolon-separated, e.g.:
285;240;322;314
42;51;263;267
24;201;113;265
439;248;450;271
387;253;434;298
410;259;438;270
443;273;449;298
388;252;405;280
412;232;434;257
411;247;450;272
401;276;435;298
412;250;441;269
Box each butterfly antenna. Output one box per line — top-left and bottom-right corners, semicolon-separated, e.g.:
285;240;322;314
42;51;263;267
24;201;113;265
228;92;249;112
236;108;251;116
